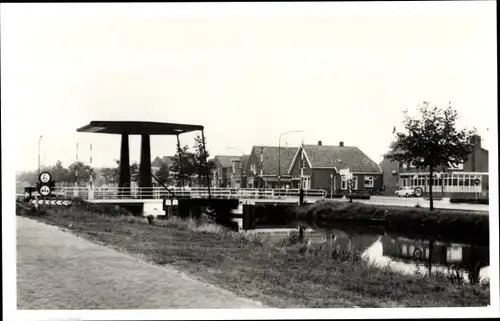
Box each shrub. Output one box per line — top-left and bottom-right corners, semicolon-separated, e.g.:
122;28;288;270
450;198;489;205
350;194;371;200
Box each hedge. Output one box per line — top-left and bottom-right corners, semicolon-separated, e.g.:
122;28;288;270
449;197;489;205
328;193;371;200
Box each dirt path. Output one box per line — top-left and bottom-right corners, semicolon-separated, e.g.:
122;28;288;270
16;217;265;309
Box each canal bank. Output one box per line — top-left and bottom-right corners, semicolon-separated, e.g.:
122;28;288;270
17;204;490;308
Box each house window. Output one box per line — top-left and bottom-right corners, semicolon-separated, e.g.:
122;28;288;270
302;176;311;189
364;176;374;188
401;244;408;256
341;176;347;190
341;176;358;190
352;176;358;190
446;246;463;263
250;164;256;174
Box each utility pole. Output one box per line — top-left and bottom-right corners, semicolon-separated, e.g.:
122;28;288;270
38;135;43;175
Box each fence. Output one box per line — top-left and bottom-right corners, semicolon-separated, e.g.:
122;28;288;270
59;186;328;201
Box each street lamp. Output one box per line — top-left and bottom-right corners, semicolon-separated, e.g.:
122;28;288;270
278;130;304;190
38;135;43;175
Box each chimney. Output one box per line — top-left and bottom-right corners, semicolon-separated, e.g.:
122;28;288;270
471;135;481;148
339;141;344;147
318;140;322;146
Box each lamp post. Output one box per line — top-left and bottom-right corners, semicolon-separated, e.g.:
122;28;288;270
278;130;303;190
38;135;43;175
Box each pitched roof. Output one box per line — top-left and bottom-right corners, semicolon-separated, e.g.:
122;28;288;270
251;146;299;176
301;144;382;173
214;155;241;168
152;156;175;167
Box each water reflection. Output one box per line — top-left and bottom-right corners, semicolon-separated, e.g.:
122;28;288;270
254;226;490;284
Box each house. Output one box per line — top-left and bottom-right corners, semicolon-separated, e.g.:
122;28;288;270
151;156;175;173
288;141;383;193
245;141;383;193
151;156;175;186
244;146;299;189
379;134;489;196
212;155;243;188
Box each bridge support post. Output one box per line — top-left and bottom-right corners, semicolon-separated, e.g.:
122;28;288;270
119;134;131;198
140;134;153;198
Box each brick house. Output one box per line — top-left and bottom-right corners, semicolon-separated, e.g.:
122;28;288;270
287;141;383;193
212;155;242;188
244;146;299;189
244;141;383;193
379;134;489;196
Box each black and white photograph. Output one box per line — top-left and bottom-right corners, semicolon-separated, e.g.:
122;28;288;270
2;1;498;320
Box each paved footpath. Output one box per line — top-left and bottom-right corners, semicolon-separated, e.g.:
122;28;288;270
16;217;265;309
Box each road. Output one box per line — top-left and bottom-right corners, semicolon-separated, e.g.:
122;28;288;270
301;196;489;212
16;217;265;309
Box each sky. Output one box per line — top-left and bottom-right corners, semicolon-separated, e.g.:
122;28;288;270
1;2;497;172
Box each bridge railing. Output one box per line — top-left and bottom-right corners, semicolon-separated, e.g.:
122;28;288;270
59;186;327;201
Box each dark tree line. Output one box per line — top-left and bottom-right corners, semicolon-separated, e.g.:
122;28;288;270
16;135;217;189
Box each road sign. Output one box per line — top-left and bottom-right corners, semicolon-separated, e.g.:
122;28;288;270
31;199;72;206
39;171;52;184
39;185;51;196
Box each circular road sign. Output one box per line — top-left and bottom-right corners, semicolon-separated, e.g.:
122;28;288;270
414;187;424;197
39;185;51;196
39;171;52;184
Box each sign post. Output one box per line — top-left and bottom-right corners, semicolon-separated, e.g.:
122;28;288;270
38;171;52;213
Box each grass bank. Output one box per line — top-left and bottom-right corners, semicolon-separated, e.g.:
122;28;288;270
297;200;489;246
16;203;489;308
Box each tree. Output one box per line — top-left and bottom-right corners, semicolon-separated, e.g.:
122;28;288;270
130;161;140;183
171;145;196;187
100;166;118;186
387;102;476;210
49;160;70;183
67;161;95;184
193;135;216;187
156;162;171;186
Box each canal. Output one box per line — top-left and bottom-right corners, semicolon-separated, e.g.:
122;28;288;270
248;224;490;285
